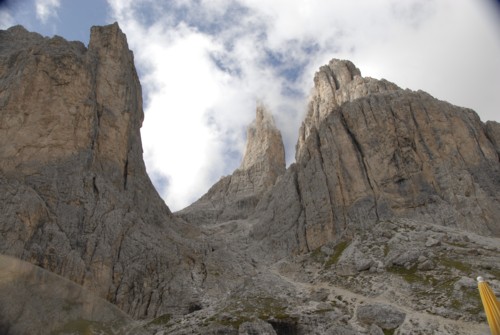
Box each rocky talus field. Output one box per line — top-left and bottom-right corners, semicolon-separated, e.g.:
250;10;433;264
0;23;499;335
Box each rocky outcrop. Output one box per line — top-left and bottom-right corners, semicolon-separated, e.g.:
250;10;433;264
239;320;277;335
0;254;146;335
178;104;285;224
252;59;500;256
356;303;406;330
0;23;203;318
296;59;400;159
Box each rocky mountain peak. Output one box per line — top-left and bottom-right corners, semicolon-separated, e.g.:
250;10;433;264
296;58;400;160
89;22;128;53
485;120;500;156
0;22;142;185
253;59;500;258
178;104;285;223
240;102;285;174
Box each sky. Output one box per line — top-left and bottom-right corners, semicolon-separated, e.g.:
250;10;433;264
2;0;500;211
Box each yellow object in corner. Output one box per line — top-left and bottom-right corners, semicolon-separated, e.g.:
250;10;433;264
478;276;500;335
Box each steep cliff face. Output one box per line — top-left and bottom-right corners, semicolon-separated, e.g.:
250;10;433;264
0;24;203;318
485;120;500;156
178;104;285;223
252;59;500;256
296;59;400;158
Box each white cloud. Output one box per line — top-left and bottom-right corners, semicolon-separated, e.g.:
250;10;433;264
0;10;15;29
35;0;61;23
106;0;500;210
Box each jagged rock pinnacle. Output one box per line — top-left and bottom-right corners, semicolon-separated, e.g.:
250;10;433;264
240;103;286;182
178;104;286;223
296;59;400;160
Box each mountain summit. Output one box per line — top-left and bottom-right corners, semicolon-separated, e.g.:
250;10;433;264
178;103;286;223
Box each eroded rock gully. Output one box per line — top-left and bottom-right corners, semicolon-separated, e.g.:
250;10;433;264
0;24;499;335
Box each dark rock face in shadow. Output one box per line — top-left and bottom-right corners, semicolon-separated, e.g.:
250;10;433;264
0;254;147;335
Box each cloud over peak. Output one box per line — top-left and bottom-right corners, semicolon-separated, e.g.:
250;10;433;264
35;0;60;23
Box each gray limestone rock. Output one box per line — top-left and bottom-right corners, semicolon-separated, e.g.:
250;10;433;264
238;320;277;335
368;324;384;335
485;121;500;155
356;303;406;330
417;259;436;271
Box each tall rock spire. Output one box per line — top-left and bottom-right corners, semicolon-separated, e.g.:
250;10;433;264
178;103;286;224
240;102;286;190
296;59;400;160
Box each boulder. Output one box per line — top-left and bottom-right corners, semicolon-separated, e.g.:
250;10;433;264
356;303;406;330
239;320;277;335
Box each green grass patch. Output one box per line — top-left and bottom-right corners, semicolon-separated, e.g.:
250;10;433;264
460;287;483;315
206;296;292;329
50;319;118;335
444;241;468;248
387;265;441;288
311;247;326;263
439;258;473;274
387;265;424;284
149;313;172;326
208;315;253;329
383;244;390;257
325;240;350;268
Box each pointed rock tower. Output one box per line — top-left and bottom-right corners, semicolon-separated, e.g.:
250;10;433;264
178;104;286;224
297;59;400;159
240;102;286;190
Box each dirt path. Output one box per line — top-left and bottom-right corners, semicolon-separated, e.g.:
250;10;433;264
266;260;490;334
